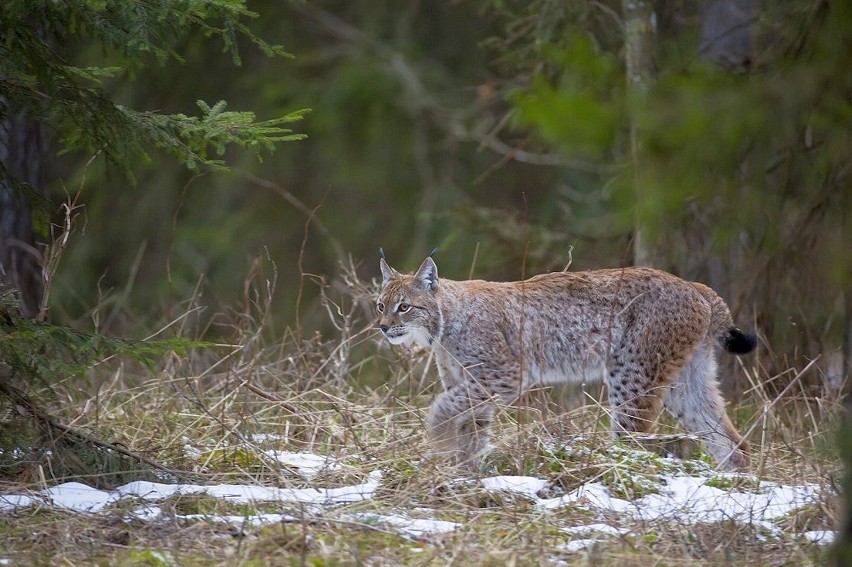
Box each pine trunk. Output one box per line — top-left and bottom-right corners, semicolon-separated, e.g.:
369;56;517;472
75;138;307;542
622;0;660;269
0;108;47;318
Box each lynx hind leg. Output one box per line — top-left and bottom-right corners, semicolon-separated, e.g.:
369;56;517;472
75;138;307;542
606;361;665;438
426;381;494;469
662;343;750;471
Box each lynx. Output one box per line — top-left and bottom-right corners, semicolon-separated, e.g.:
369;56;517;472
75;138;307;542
377;253;756;471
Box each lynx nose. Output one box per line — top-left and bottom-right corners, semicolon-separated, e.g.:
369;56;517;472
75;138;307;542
380;324;389;333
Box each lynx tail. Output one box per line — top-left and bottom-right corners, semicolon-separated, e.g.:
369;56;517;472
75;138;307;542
721;328;757;354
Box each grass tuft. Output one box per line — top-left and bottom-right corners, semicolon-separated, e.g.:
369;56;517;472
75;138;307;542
0;262;842;565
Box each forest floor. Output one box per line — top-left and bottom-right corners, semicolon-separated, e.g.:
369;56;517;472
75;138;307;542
0;299;843;566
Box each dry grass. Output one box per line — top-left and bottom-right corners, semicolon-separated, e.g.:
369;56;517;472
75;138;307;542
0;261;843;566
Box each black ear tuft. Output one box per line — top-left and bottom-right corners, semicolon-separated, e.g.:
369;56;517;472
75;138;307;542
722;328;757;354
379;247;386;260
428;247;439;258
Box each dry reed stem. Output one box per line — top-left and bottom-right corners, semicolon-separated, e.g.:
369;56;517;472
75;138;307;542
0;246;840;565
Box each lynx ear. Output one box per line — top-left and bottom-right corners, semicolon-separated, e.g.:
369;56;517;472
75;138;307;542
414;257;439;292
380;257;398;285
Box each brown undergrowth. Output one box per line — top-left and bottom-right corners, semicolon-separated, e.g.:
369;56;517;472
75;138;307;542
0;259;843;566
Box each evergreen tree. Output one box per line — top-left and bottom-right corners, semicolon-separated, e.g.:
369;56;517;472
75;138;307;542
0;0;306;317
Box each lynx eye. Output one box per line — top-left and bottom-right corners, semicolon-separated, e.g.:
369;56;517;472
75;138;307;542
377;302;385;313
397;303;411;313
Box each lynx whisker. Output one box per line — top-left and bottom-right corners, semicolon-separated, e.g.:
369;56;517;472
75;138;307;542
377;254;756;471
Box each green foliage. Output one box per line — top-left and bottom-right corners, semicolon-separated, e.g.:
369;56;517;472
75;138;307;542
544;442;672;500
196;447;266;472
0;0;305;188
17;0;847;374
1;0;289;66
489;0;852;357
0;290;209;386
511;36;624;160
125;549;177;567
0;289;212;484
116;101;308;171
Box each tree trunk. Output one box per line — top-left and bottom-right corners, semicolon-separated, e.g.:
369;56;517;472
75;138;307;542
622;0;660;268
697;0;758;395
699;0;758;72
0;108;47;318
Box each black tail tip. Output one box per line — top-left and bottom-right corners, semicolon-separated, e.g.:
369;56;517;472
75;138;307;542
722;328;757;354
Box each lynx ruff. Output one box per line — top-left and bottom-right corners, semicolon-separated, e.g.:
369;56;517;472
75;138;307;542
377;254;756;471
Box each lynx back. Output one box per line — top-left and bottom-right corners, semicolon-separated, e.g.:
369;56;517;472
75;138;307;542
377;254;755;471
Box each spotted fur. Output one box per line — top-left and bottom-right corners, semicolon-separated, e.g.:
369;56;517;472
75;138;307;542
377;256;755;471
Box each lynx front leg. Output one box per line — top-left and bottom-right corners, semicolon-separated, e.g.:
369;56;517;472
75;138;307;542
426;380;494;469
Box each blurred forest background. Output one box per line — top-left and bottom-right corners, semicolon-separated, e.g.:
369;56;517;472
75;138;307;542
1;0;850;393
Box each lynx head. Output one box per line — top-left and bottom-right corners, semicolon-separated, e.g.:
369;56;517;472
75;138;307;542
377;254;441;347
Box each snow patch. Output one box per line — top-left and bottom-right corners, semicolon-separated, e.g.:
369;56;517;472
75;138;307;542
0;469;382;514
480;475;549;500
480;472;823;527
45;482;115;513
180;512;298;526
538;481;634;514
0;493;38;513
266;451;344;479
561;523;628;537
629;474;819;524
558;538;601;553
1;448;833;549
125;504;164;522
480;471;830;547
247;433;284;443
801;530;835;544
350;512;461;539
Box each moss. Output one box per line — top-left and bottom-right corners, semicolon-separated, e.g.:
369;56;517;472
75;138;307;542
776;501;836;533
600;469;662;500
378;457;421;492
540;441;674;500
250;521;423;566
123;549;177;567
167;493;234;516
249;524;313;560
704;475;762;492
196;447;266;472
